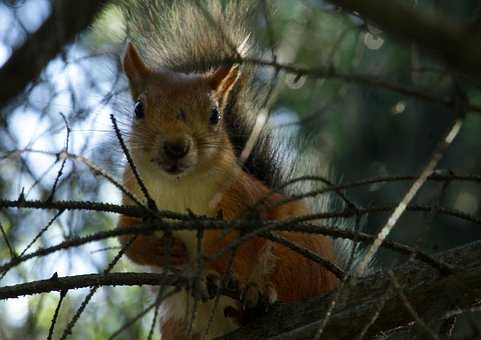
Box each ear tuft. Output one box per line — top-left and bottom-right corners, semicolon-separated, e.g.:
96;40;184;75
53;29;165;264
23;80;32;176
207;64;241;102
122;42;150;87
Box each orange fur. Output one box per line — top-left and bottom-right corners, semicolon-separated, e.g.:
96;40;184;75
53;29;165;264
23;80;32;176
118;43;338;339
118;215;188;267
162;318;199;340
202;174;338;302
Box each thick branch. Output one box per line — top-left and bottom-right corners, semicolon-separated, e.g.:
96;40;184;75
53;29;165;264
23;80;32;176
0;272;239;301
220;240;481;339
328;0;481;79
0;0;108;107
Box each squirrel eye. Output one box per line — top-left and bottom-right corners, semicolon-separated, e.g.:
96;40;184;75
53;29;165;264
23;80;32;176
134;100;144;119
209;107;221;125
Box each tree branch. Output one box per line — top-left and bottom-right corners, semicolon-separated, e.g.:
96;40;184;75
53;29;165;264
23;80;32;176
3;237;479;339
220;240;481;339
328;0;481;80
220;57;481;114
0;0;108;107
0;271;243;301
0;271;242;302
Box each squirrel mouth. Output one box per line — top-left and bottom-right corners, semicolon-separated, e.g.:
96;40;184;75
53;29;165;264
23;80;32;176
150;157;190;176
163;163;185;175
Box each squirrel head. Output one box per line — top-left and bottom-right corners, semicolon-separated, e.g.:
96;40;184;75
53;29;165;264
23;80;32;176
121;42;241;180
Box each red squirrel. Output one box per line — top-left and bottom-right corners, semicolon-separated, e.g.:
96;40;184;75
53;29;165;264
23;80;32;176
117;2;339;339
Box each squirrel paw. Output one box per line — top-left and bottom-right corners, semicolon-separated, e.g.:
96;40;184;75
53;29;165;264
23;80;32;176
241;282;278;309
191;272;222;302
224;281;277;325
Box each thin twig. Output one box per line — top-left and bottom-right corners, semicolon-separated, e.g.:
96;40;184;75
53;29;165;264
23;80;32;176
59;236;136;339
0;209;65;282
186;228;205;340
147;286;167;340
110;114;157;210
2;149;143;207
314;213;363;339
220;57;481;113
356;118;463;275
46;289;67;340
0;208;461;276
108;288;180;340
0;221;16;259
439;315;457;337
269;171;481;210
47;113;70;202
355;284;394;340
202;249;239;340
207;212;456;274
387;270;440;340
20;209;64;257
264;232;345;280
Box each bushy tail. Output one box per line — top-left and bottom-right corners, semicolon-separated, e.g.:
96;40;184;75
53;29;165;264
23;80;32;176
119;0;253;72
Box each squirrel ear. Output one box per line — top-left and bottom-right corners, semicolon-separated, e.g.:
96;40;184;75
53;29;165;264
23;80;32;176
122;42;150;88
207;65;241;102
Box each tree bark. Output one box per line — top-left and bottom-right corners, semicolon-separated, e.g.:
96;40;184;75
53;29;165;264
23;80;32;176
219;240;481;339
0;0;108;107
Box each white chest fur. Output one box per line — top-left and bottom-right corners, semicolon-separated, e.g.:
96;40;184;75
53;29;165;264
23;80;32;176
133;170;239;338
139;170;221;258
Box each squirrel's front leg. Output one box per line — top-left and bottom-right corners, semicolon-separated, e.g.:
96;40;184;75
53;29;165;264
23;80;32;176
118;215;188;267
202;229;278;324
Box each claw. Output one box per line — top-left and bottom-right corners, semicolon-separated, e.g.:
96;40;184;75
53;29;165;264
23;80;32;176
265;283;278;306
191;276;209;302
224;306;240;319
241;282;260;309
190;272;222;302
224;281;278;325
206;272;221;298
224;273;239;291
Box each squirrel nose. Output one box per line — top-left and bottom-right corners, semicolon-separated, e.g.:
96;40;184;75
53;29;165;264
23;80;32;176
164;140;190;160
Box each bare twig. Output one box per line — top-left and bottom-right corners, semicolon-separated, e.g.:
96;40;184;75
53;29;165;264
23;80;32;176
0;272;240;301
387;270;440;340
19;209;64;257
314;214;363;340
110;114;157;210
223;57;481;114
354;284;394;340
264;232;345;280
270;172;481;208
108;288;180;340
47;289;67;340
0;221;16;259
47;113;70;202
3;148;143;206
356;118;463;275
59;236;136;339
0;204;470;276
